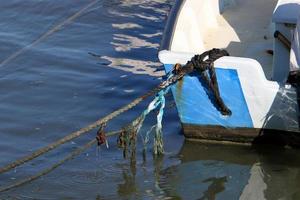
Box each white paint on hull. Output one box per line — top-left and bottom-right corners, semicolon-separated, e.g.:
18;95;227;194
159;50;298;131
170;0;277;79
159;0;300;131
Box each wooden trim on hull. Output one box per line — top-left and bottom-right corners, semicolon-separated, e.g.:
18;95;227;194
182;124;300;147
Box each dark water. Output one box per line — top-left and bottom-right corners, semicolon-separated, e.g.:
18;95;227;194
0;0;300;199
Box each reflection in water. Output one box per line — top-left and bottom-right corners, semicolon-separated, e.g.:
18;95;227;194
153;155;165;197
100;0;169;77
117;153;170;199
139;5;169;15
240;163;267;200
159;160;249;199
118;158;137;197
108;10;160;21
120;0;169;6
159;141;300;199
199;176;227;200
112;23;143;29
0;0;175;198
141;32;163;38
111;34;159;52
101;56;164;77
1;0;300;199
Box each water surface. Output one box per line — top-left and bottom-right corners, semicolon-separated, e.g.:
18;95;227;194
0;0;300;199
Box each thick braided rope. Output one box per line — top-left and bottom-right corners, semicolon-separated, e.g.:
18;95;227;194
0;48;230;175
0;131;121;193
0;86;162;175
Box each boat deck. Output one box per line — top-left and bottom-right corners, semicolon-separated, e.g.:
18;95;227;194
204;0;278;79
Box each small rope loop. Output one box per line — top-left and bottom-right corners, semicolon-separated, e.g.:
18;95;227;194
96;123;107;146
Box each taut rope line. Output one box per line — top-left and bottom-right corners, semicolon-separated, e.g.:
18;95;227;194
0;130;121;193
0;0;98;67
0;48;230;175
0;48;230;185
0;86;162;175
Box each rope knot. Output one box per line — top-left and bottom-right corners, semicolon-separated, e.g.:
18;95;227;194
186;49;231;116
96;123;107;146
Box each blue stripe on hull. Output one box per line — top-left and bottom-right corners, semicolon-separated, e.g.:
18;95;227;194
164;64;253;128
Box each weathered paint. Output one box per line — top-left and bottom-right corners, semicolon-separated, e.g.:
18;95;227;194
165;64;253;128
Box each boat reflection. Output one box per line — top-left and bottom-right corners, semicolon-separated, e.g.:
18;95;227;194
159;140;300;199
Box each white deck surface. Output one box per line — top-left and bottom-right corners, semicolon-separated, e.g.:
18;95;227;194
204;0;278;79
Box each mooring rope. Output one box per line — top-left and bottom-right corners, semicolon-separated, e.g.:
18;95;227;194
0;0;98;67
0;71;179;175
141;87;170;155
117;80;171;156
0;130;121;193
0;49;231;184
185;48;231;115
0;86;162;175
153;88;169;154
